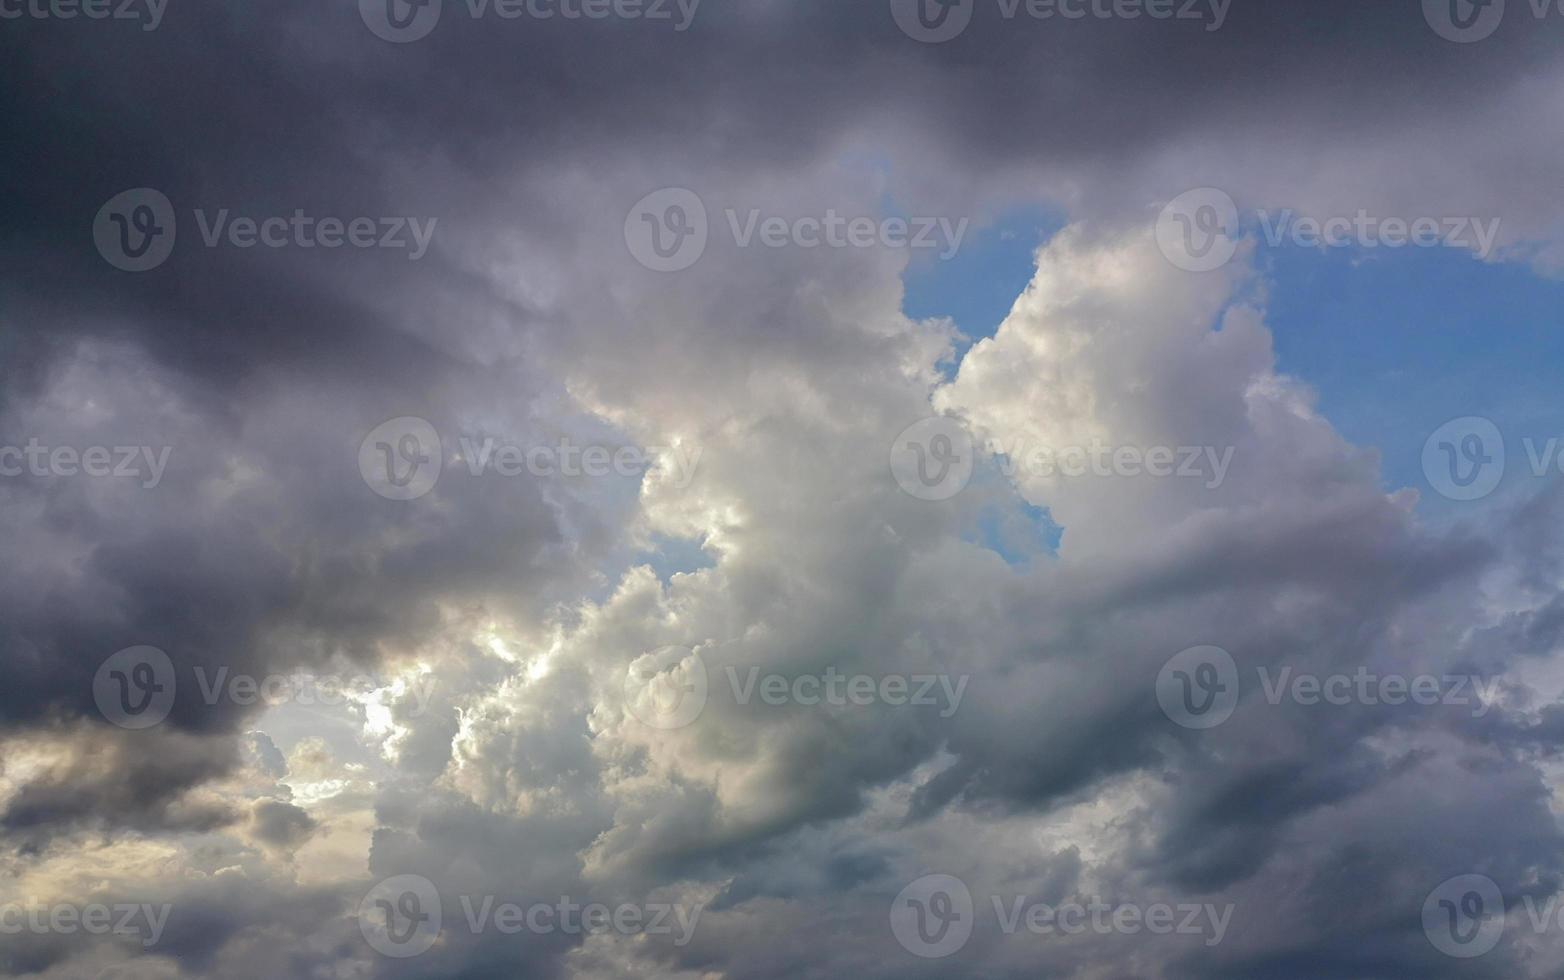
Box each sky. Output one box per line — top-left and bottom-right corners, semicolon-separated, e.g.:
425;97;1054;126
3;1;1564;978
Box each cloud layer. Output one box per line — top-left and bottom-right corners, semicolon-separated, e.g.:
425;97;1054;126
2;1;1564;977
